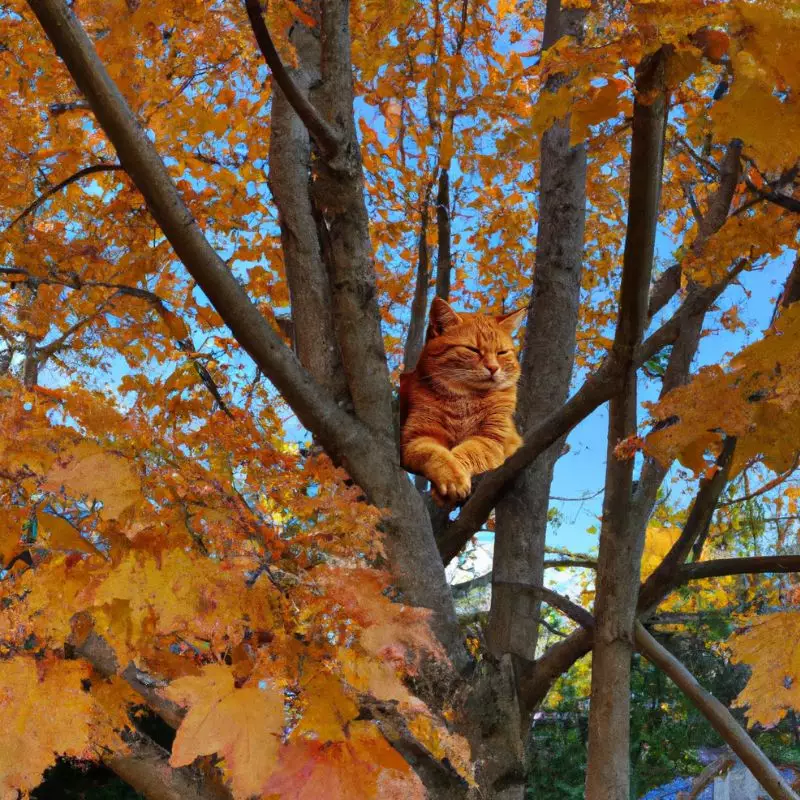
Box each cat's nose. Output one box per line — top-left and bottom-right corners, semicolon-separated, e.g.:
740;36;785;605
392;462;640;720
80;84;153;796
486;363;499;375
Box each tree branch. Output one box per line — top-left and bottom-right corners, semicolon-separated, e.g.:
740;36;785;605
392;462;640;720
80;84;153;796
6;162;124;230
494;581;595;630
586;46;669;799
438;257;746;565
637;437;737;614
104;732;232;800
634;622;799;800
435;168;451;301
677;753;736;800
677;555;800;584
719;452;800;507
743;175;800;215
647;263;681;319
243;0;340;157
403;211;430;371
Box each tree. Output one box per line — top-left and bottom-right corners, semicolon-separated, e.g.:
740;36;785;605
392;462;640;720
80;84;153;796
1;0;800;798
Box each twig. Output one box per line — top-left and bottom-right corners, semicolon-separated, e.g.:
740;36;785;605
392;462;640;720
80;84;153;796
719;454;800;507
5;163;123;230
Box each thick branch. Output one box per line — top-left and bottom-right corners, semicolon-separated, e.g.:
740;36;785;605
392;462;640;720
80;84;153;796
403;213;430;371
244;0;340;157
634;622;799;800
75;632;184;728
267;21;348;403
488;0;587;664
678;555;800;584
435;169;451;301
586;47;669;799
27;0;370;467
105;733;231;800
743;177;800;215
647;263;681;319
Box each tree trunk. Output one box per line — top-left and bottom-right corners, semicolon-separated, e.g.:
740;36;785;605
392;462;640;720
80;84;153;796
488;0;587;667
404;213;430;371
585;48;669;800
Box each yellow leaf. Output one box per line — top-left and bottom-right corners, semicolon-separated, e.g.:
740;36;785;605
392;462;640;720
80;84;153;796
42;443;140;520
37;511;100;555
408;713;475;785
728;612;800;727
0;658;94;796
293;670;359;743
166;664;284;799
639;526;681;581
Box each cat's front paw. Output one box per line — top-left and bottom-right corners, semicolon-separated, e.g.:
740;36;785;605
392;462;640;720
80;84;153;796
504;430;523;457
428;458;472;503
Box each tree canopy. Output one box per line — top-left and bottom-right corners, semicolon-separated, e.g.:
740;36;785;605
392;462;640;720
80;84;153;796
1;0;799;798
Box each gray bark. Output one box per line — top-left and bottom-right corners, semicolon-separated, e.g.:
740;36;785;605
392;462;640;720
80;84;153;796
585;48;669;800
105;734;232;800
635;623;799;800
488;0;587;660
435;168;452;301
403;214;430;371
309;0;396;439
268;22;349;403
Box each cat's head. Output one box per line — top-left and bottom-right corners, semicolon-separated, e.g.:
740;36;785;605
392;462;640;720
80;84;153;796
418;297;525;392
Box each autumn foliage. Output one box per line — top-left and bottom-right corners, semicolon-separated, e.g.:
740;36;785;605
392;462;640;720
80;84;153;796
1;0;800;798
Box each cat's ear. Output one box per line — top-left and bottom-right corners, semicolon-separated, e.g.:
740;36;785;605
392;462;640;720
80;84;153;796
428;297;462;336
496;307;527;333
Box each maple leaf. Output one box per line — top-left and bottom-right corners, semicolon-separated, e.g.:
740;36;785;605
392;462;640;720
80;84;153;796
0;506;28;566
263;721;425;800
727;612;800;728
407;713;475;786
292;669;359;744
639;526;681;581
37;511;100;555
0;658;94;796
166;664;284;799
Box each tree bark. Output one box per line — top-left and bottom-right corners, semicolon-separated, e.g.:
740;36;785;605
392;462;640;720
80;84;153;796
267;20;349;403
309;0;396;439
435;168;452;301
403;213;430;371
585;48;669;800
488;0;587;665
104;734;231;800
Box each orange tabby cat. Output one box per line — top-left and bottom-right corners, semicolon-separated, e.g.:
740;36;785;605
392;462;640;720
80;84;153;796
400;297;525;504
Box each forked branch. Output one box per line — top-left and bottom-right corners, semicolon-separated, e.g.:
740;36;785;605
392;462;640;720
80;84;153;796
244;0;340;157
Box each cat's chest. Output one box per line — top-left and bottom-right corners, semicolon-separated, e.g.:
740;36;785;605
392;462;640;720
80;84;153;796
444;400;494;442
